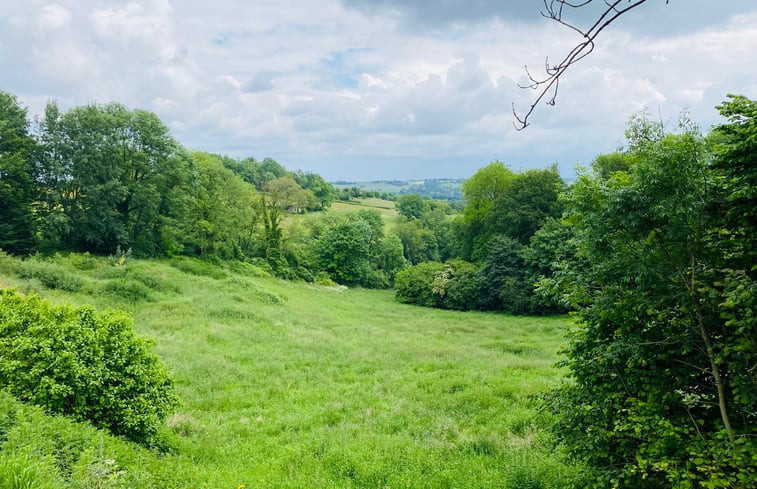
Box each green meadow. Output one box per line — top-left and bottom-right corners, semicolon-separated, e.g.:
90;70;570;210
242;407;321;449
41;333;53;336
0;253;579;488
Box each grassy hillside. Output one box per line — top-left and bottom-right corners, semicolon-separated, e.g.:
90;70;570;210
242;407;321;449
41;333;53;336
330;197;399;221
0;253;580;488
285;197;400;230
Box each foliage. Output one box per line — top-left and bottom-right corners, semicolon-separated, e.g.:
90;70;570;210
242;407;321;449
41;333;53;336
313;213;377;287
0;289;177;444
546;108;757;488
520;218;576;314
372;234;408;285
394;220;440;265
396;194;427;220
293;170;337;209
711;94;757;271
264;176;316;213
0;90;38;254
35;101;194;256
459;162;564;260
394;261;446;306
431;259;481;310
477;235;531;314
182;152;259;259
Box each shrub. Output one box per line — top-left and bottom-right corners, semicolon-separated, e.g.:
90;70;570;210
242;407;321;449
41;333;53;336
0;289;177;445
433;259;481;310
394;261;446;307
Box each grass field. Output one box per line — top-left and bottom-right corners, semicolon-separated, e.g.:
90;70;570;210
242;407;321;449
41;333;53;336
285;197;400;230
0;253;579;488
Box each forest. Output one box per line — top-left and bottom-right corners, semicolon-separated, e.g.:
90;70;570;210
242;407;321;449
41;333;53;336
0;88;756;488
0;89;569;311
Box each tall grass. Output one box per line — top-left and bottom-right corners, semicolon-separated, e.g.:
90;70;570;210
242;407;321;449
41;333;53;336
0;253;581;488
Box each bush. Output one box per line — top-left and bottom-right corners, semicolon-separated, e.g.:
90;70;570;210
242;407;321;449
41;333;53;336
433;259;481;310
394;261;446;307
0;289;177;445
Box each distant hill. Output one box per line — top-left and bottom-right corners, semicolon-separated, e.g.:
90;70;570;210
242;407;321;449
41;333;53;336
333;178;464;201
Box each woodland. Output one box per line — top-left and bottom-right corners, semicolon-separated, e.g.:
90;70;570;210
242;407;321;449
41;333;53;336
0;85;755;488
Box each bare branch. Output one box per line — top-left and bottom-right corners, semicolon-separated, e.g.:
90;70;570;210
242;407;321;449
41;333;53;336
514;0;666;130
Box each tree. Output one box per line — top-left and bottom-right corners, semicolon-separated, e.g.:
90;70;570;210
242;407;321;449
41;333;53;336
184;152;259;258
294;170;336;209
520;217;576;313
491;166;564;245
394;220;439;265
459;161;515;259
264;176;316;213
372;234;408;285
710;94;757;272
477;235;530;313
314;213;375;286
0;90;37;254
459;162;563;259
546;109;756;488
35;102;192;255
514;0;660;129
396;194;427;220
591;151;632;180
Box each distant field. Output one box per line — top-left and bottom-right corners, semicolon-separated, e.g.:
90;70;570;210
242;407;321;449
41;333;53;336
334;181;420;193
0;254;579;488
334;179;464;201
330;197;399;222
284;197;400;230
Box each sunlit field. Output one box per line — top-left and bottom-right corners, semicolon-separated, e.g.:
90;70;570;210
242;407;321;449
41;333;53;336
0;253;579;488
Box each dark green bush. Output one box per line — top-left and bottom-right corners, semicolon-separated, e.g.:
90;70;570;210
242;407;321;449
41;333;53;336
394;261;446;307
434;259;481;310
0;289;177;445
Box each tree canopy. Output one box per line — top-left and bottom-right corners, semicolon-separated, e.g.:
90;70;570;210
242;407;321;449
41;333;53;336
545;105;757;488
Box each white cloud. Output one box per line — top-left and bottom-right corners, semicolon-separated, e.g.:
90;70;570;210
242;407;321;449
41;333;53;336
1;0;756;180
36;4;72;32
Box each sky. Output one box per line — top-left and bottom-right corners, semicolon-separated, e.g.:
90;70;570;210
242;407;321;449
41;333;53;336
1;0;756;181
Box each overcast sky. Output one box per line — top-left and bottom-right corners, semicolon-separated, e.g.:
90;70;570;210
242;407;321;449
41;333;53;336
2;1;756;181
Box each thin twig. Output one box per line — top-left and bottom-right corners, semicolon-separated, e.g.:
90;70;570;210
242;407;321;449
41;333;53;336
514;0;667;129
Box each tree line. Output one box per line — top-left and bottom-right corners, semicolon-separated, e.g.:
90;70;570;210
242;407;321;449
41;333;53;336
0;91;337;265
0;88;569;296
